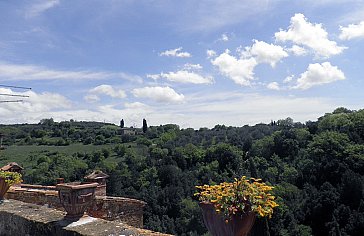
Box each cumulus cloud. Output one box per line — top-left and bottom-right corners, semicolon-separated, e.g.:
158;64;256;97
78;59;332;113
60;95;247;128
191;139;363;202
0;62;142;82
244;40;288;67
211;50;258;86
159;47;191;58
132;86;185;103
275;13;346;58
89;85;126;98
147;70;213;84
267;82;280;90
25;0;60;18
28;91;71;111
339;21;364;40
293;62;345;90
0;88;72;123
0;88;70;110
288;45;307;56
207;49;217;58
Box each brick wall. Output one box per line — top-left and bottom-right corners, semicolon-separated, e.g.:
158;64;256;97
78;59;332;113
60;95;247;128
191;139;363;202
89;196;146;228
6;187;62;209
5;185;146;228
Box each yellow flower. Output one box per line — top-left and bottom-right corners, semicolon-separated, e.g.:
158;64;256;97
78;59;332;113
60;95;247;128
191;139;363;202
195;176;278;219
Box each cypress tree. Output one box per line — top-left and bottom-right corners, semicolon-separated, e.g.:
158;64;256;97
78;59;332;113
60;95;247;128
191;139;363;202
142;118;148;133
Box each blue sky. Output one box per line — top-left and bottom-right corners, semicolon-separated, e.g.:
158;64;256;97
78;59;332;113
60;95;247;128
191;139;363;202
0;0;364;128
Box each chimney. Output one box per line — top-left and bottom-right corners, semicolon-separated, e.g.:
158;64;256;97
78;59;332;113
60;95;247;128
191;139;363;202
84;170;109;196
56;178;65;184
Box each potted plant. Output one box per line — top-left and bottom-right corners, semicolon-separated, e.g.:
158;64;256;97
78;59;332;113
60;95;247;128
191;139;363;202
195;176;279;236
0;171;22;200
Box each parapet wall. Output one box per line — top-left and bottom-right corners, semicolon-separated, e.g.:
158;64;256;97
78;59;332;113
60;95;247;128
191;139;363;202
0;199;171;236
6;184;146;228
90;196;145;228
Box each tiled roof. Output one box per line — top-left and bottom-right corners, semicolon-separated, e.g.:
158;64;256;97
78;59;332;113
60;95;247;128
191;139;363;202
0;162;23;171
84;170;109;179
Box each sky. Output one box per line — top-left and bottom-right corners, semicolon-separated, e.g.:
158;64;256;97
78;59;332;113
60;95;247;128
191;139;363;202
0;0;364;128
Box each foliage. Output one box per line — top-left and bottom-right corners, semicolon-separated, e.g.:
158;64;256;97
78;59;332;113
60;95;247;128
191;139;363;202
0;171;22;186
195;176;278;220
1;108;364;235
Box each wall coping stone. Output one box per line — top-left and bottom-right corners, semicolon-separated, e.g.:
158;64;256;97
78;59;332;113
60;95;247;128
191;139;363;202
0;199;172;236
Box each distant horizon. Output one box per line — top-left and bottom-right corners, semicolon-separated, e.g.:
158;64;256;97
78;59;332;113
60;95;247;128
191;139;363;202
0;106;359;129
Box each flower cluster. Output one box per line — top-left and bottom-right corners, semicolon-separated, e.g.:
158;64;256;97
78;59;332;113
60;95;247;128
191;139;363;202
195;176;278;220
0;171;22;186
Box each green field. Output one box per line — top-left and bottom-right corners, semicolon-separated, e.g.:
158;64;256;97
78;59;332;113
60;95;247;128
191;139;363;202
0;143;117;168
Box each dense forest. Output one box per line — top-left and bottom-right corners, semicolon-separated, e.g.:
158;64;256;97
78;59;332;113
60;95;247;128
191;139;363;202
0;107;363;235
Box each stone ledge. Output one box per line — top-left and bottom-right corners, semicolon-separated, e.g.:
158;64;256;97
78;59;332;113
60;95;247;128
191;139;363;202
6;186;146;227
0;200;172;236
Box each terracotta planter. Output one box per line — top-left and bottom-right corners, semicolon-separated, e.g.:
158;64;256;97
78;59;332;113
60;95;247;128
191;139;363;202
56;182;98;220
0;177;10;200
199;202;255;236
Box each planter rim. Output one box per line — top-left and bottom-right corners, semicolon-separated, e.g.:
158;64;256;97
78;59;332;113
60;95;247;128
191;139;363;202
56;182;98;190
199;201;254;216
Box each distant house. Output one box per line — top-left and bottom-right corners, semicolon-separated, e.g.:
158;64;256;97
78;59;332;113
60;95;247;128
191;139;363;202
120;128;137;135
84;170;109;196
0;162;23;173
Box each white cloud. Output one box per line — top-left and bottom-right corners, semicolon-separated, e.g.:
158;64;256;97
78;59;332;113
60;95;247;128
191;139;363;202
162;92;341;128
148;70;213;84
288;45;307;56
283;75;294;83
220;33;229;41
244;40;288;67
339;21;364;40
211;50;257;86
25;0;60;18
84;94;100;102
132;86;185;103
0;62;142;82
293;62;345;90
275;13;346;58
146;74;160;80
0;88;71;123
207;49;217;58
211;40;287;86
28;91;71;110
47;92;340;129
0;88;70;112
0;88;351;129
124;102;149;109
267;82;280;90
89;85;126;98
159;47;191;58
183;63;203;70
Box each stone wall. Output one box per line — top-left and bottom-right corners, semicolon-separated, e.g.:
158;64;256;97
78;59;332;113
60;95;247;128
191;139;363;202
6;185;61;208
89;196;146;228
0;199;172;236
6;184;146;228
